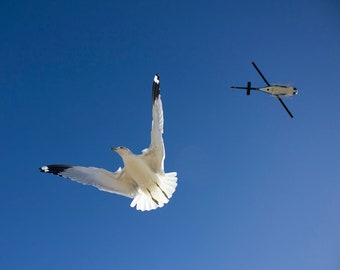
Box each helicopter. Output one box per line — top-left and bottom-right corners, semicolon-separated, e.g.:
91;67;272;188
231;62;298;118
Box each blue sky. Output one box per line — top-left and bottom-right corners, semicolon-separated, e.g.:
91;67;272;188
1;0;339;269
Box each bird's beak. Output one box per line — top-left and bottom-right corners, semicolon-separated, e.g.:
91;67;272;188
110;147;117;151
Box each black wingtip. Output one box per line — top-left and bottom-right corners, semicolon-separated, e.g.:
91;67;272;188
152;74;160;102
39;164;73;175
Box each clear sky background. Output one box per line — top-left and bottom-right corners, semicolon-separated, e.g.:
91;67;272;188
1;0;339;269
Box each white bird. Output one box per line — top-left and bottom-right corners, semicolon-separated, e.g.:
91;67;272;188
40;74;177;211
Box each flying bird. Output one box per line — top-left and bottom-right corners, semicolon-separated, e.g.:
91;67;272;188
40;74;178;211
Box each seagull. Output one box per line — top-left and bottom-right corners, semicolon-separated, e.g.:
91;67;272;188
39;74;178;211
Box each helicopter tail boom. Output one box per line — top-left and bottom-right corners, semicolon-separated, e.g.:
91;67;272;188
230;82;259;95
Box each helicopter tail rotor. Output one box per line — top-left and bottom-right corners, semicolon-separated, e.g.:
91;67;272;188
246;81;251;95
230;81;258;95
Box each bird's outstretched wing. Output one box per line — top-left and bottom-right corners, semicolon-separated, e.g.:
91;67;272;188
142;74;165;173
40;165;137;198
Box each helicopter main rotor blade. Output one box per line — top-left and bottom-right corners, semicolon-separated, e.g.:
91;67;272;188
252;62;271;86
276;95;294;118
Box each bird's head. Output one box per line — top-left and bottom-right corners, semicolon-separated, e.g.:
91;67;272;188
111;146;131;157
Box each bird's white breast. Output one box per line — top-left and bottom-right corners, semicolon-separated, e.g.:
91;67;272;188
123;155;157;188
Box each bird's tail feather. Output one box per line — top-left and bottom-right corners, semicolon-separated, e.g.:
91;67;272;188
130;172;177;211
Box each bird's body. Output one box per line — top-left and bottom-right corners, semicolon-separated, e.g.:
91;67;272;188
123;153;157;189
116;148;171;207
40;74;177;211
